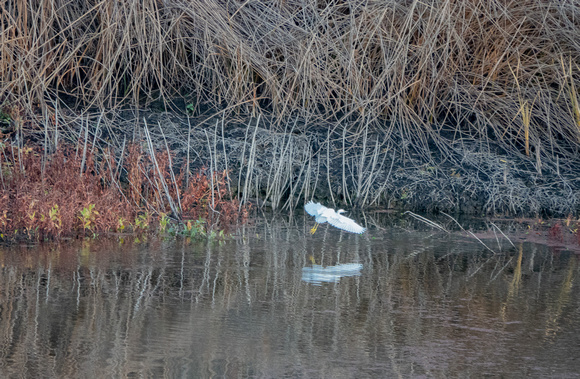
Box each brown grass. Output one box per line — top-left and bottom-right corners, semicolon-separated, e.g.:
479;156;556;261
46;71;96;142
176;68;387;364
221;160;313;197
1;0;580;217
0;0;579;158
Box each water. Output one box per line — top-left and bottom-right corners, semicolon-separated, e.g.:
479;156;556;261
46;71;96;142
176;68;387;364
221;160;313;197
0;217;579;378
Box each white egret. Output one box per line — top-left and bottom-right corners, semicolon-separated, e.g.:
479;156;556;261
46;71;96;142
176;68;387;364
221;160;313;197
304;201;366;234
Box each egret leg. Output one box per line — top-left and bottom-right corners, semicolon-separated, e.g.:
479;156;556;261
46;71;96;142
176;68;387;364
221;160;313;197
310;223;319;234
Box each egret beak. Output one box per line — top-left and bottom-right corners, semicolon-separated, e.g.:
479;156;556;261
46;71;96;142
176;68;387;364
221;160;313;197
310;223;319;234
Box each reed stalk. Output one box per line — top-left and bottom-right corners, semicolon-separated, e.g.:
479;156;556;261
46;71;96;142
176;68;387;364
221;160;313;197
144;120;180;218
1;0;577;160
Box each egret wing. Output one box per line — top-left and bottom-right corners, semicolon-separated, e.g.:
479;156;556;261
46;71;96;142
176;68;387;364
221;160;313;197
304;201;325;216
327;213;366;234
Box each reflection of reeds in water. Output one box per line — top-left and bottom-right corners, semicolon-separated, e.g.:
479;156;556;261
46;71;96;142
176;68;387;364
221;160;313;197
501;243;523;321
543;252;577;342
0;219;578;376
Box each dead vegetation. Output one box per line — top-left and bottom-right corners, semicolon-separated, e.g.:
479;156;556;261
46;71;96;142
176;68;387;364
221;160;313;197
0;135;246;240
14;109;572;218
1;0;580;217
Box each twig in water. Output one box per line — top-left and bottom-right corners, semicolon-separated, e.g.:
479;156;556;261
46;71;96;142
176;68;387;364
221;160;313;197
441;212;497;254
404;211;449;233
490;221;516;248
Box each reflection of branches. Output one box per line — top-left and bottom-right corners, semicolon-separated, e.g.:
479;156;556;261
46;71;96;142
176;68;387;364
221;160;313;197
544;255;577;342
0;220;578;377
500;244;524;320
404;211;449;233
405;211;502;254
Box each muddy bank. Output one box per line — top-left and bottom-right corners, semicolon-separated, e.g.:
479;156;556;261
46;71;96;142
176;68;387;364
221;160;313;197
22;107;578;218
395;212;580;254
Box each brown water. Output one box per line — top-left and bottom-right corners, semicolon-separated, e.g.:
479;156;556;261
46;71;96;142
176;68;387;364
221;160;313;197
0;217;579;378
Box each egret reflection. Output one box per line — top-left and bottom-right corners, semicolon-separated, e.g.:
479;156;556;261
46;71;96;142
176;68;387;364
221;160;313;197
302;261;363;285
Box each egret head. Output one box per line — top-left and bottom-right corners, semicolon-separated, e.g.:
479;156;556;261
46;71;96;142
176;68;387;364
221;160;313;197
337;209;346;215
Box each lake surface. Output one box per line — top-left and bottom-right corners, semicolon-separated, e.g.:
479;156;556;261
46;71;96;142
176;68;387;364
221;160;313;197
0;215;579;378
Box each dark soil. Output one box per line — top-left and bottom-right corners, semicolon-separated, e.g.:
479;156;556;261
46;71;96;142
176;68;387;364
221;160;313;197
9;105;580;218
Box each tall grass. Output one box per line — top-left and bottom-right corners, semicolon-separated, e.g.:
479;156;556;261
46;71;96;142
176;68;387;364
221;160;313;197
1;0;580;216
1;0;579;155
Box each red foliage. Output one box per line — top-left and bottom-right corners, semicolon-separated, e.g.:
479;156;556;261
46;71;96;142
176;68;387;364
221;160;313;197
180;169;245;225
0;144;133;239
0;141;246;240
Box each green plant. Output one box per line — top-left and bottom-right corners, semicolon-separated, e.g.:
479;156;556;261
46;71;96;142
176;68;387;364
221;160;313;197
134;214;150;230
159;213;170;233
0;210;8;229
79;204;98;232
184;218;206;238
24;226;39;238
0;110;11;125
117;217;126;232
182;218;230;242
49;204;61;230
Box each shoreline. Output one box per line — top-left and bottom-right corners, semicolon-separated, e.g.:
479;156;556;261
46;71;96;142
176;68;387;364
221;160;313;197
103;108;580;217
4;107;580;214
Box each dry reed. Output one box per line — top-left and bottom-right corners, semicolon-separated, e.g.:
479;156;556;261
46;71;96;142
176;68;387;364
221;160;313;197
1;0;580;216
1;1;579;152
